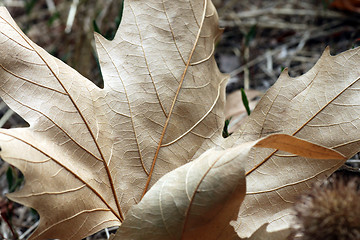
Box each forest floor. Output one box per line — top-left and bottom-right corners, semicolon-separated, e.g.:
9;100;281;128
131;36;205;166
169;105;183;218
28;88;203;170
0;0;359;239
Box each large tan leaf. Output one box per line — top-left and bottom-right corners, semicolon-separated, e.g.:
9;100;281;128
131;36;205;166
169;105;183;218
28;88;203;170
112;134;343;240
0;0;226;238
1;0;360;238
112;140;248;240
224;47;360;237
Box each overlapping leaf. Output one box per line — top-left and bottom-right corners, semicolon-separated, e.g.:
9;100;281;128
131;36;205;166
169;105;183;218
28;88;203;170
1;0;360;239
224;47;360;237
112;141;248;240
0;0;227;238
112;134;344;240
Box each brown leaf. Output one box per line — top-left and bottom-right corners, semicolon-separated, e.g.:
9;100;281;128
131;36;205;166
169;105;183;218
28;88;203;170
1;0;360;239
255;134;346;160
224;46;360;237
0;1;227;239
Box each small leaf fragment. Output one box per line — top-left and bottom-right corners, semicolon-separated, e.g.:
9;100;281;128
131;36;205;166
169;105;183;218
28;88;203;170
255;134;346;160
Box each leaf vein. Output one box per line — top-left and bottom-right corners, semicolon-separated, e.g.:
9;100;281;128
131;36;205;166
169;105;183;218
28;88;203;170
129;3;168;118
0;87;103;162
95;34;149;177
0;131;121;220
0;64;67;95
142;0;208;197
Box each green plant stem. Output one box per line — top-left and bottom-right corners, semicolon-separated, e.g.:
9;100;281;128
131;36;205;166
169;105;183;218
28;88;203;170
241;88;251;115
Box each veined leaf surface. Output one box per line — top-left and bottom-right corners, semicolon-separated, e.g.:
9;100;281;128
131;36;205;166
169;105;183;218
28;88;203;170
1;0;360;239
224;47;360;237
112;134;344;240
0;0;226;239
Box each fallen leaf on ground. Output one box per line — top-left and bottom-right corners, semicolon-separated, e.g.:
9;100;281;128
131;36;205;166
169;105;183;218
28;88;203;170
1;0;360;239
0;1;226;238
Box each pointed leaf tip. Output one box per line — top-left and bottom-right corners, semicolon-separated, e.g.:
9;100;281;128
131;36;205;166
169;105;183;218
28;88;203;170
255;134;346;160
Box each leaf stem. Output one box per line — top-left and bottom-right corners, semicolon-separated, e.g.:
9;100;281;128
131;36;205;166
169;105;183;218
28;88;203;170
241;88;251;116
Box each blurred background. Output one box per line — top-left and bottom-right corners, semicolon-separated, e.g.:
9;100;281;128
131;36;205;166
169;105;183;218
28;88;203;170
0;0;359;239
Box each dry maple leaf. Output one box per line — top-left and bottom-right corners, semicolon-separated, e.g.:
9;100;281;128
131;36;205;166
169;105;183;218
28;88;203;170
1;0;360;239
224;47;360;237
0;0;227;239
